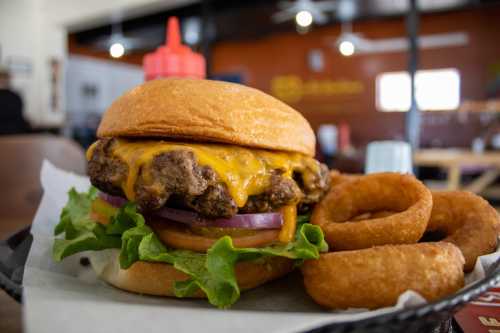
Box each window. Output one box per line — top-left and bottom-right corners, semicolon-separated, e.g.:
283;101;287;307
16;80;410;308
376;68;460;112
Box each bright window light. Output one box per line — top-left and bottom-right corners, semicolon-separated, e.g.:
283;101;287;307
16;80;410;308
377;72;411;111
376;68;460;112
416;69;460;110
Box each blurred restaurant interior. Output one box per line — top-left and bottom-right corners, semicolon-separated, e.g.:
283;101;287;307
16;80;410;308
1;0;500;331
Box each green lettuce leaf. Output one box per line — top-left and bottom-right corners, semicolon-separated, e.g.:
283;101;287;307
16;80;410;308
54;187;97;237
53;187;328;308
53;188;121;261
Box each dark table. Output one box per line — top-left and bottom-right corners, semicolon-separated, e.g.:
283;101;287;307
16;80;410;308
0;134;86;333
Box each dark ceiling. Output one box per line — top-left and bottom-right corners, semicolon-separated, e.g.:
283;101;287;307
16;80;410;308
71;0;500;53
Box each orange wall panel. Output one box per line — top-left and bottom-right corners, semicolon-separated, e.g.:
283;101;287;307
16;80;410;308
212;8;500;148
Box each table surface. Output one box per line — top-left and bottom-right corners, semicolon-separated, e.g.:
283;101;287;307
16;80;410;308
0;134;87;333
414;149;500;167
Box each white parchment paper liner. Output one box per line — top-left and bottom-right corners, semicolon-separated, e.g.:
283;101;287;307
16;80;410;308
22;161;500;333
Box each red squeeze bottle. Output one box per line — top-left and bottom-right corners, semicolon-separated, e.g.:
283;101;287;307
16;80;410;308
143;17;206;80
338;122;351;152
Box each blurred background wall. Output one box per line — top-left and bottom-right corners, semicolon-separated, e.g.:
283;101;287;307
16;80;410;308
60;2;500;152
211;8;500;148
0;0;193;128
1;0;500;162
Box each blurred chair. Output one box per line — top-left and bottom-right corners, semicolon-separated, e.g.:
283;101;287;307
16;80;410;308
0;134;86;237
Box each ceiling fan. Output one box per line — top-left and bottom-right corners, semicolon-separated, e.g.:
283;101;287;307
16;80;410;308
325;21;469;57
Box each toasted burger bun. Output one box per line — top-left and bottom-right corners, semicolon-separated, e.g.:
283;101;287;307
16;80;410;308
97;78;315;156
89;250;293;297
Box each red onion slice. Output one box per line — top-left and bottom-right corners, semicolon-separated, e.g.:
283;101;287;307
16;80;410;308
155;207;283;230
99;192;283;229
99;192;128;207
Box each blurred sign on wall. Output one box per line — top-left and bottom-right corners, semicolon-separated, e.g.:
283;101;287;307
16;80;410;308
270;75;364;104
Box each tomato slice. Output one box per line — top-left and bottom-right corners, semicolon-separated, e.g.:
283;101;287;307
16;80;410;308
149;220;280;252
90;210;111;225
91;198;118;221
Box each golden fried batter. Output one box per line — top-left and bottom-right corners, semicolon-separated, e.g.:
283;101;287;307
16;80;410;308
428;191;499;272
302;242;464;309
312;173;433;250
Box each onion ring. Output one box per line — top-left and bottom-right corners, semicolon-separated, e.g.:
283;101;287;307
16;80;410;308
351;210;398;221
426;191;500;272
312;173;433;250
329;170;360;188
301;242;465;309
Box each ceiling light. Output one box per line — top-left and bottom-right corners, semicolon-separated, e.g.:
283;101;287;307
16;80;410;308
295;10;313;27
109;42;125;58
339;40;355;56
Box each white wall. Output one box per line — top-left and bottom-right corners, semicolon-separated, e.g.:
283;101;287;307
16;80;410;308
0;0;195;128
0;0;66;127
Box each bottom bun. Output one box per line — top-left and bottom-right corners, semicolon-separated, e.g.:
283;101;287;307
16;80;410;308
88;250;293;297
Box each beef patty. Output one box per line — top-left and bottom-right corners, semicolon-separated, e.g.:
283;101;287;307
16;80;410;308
88;138;330;218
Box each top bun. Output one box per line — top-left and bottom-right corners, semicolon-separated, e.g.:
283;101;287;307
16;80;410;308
97;78;315;156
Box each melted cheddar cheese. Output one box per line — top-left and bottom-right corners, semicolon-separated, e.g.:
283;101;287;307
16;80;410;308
279;205;297;243
87;139;320;243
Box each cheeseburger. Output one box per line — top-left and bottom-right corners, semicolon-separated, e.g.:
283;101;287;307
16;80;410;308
53;78;330;308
